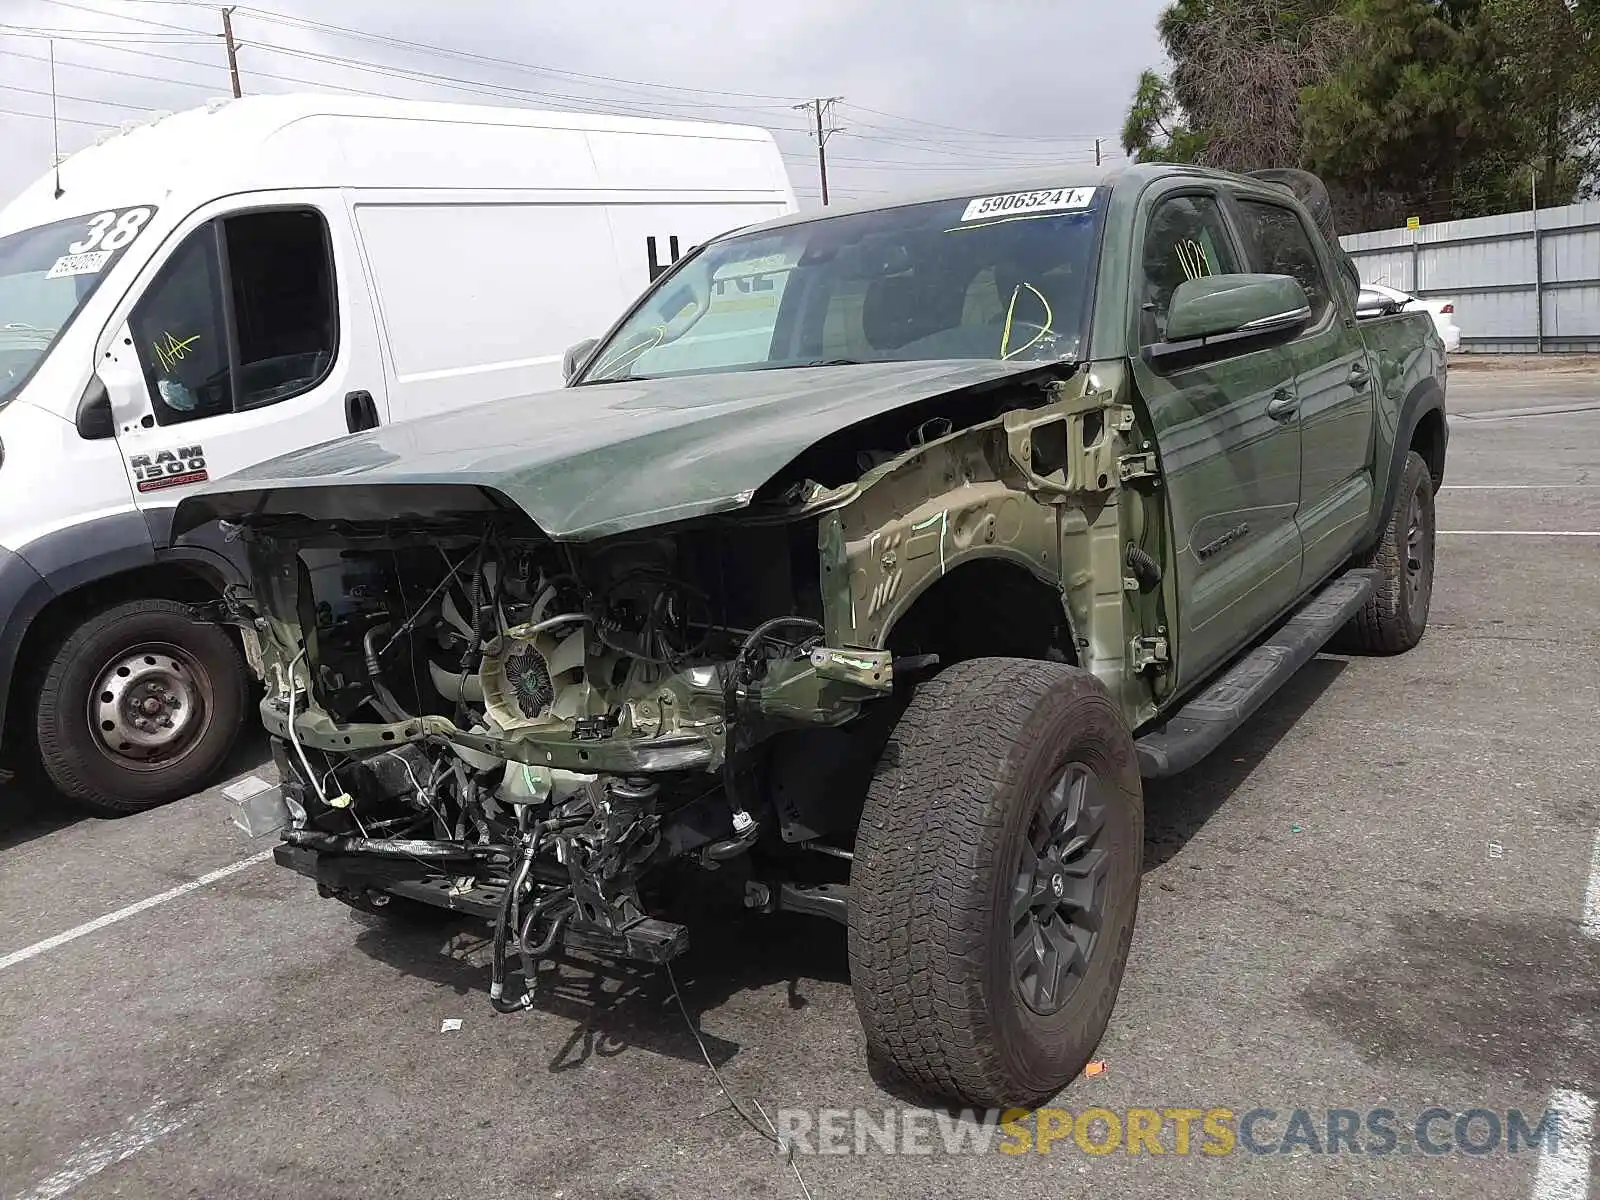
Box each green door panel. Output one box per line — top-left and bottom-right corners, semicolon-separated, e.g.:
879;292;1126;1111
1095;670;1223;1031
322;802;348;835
1229;193;1376;590
1290;329;1375;582
1133;346;1303;692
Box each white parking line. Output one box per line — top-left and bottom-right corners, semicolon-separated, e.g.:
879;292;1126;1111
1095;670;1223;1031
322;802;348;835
0;850;273;973
1439;530;1600;537
14;1101;184;1200
1532;1089;1595;1200
1441;485;1600;490
1583;823;1600;943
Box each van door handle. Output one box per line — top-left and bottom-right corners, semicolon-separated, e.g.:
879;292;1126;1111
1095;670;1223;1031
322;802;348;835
344;390;379;433
1348;362;1372;389
1266;389;1299;421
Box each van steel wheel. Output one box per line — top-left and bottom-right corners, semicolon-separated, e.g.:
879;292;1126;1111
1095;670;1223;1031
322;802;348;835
88;642;209;766
36;598;248;815
848;657;1143;1107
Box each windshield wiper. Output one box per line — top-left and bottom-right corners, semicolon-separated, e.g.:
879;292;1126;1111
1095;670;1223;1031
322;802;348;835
749;357;872;371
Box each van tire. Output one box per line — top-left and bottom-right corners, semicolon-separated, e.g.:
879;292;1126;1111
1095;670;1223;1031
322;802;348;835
35;599;248;816
848;658;1143;1107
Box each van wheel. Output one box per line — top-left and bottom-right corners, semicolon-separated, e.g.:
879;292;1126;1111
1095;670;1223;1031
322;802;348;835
848;658;1143;1107
36;599;248;816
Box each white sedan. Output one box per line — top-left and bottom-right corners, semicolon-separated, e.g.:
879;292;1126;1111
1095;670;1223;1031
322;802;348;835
1363;282;1461;352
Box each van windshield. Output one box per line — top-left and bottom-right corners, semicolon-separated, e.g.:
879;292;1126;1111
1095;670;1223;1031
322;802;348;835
576;187;1104;385
0;205;158;405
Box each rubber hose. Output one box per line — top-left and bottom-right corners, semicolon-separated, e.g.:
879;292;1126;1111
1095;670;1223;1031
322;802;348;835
1126;544;1163;593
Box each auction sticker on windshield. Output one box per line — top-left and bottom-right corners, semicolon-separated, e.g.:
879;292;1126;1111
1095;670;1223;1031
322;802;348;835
45;250;114;279
961;187;1096;222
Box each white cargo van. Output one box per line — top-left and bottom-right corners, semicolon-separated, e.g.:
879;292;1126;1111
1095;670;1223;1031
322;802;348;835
0;93;796;814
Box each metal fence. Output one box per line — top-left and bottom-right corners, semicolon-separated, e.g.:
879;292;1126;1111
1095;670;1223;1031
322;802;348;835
1340;200;1600;353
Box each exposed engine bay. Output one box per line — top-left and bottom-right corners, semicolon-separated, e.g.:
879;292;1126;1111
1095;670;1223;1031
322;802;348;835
226;500;918;1008
191;355;1147;1013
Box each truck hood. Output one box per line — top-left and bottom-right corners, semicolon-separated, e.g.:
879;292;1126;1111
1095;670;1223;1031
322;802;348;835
174;359;1064;540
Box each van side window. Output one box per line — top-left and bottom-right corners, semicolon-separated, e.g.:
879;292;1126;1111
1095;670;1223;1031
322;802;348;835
129;227;231;424
130;208;336;426
1138;193;1241;346
1233;199;1330;324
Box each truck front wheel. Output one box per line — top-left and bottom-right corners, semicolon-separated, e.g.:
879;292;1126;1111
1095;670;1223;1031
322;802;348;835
848;657;1143;1107
35;598;248;816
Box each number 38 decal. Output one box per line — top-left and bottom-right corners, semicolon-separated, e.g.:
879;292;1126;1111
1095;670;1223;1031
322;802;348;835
67;207;155;255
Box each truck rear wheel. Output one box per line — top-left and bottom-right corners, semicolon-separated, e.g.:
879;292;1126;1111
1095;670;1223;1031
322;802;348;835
35;598;248;816
1336;450;1435;655
847;657;1143;1107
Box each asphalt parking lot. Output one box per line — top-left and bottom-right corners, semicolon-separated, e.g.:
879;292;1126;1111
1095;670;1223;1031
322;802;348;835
2;359;1597;1200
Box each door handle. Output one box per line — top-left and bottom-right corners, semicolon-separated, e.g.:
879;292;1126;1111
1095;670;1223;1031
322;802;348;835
344;390;379;433
1348;362;1372;389
1266;389;1299;421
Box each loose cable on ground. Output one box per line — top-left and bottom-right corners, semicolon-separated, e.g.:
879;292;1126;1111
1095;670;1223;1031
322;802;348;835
664;961;816;1200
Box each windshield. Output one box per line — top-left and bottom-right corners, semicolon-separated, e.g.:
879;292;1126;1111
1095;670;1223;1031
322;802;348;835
0;205;157;404
577;187;1104;384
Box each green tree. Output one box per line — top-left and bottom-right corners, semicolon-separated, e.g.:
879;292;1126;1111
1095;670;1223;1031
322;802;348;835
1487;0;1600;203
1122;0;1598;228
1121;69;1205;162
1121;1;1343;171
1299;0;1527;223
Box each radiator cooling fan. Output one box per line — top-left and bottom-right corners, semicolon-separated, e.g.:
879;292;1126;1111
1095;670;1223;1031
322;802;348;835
478;576;604;731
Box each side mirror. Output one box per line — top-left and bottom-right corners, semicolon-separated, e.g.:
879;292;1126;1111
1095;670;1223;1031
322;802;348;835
562;338;599;383
1355;288;1399;319
74;376;115;440
1163;274;1311;344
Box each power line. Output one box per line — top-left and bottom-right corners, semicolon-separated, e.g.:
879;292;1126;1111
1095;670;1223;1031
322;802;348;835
826;155;1101;172
0;45;219;94
229;4;808;104
0;31;442;99
841;102;1106;143
36;0;208;36
841;130;1112;163
74;0;810;107
235;38;810;126
843;118;1106;148
0;101;116;128
0;25;212;43
0;81;160;113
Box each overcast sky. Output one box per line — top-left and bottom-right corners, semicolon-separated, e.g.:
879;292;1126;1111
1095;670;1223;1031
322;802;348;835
0;0;1165;209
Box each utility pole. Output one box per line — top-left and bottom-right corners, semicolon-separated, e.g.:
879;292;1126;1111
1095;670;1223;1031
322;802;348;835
1095;137;1102;167
794;97;843;206
220;7;242;98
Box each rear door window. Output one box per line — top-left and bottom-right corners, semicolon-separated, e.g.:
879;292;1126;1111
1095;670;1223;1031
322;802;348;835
1232;199;1331;325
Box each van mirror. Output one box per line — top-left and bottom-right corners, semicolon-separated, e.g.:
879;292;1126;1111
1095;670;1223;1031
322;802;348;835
75;376;115;440
563;338;599;383
1162;274;1311;344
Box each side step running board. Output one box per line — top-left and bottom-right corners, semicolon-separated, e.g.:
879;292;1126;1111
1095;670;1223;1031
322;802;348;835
1135;569;1377;778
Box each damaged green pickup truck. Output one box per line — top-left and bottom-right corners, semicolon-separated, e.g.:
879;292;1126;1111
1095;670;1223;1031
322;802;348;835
175;163;1446;1107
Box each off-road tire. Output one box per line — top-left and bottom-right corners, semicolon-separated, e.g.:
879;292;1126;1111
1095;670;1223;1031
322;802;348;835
847;657;1143;1107
36;599;248;816
1335;450;1435;655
